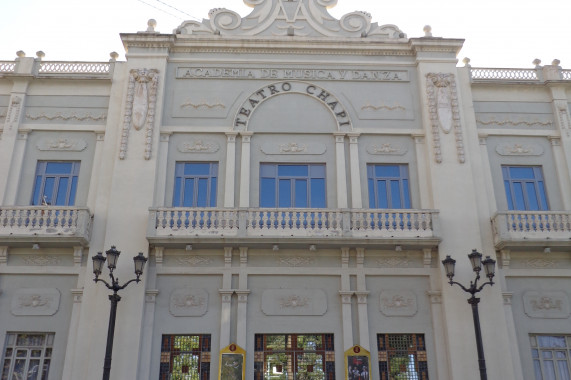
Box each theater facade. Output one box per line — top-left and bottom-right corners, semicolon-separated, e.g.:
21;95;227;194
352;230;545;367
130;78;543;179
1;1;571;379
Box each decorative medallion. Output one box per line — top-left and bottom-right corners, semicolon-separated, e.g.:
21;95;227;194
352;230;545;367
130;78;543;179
261;289;327;316
495;143;544;156
177;140;220;153
379;290;417;316
36;136;88;151
120;68;159;160
169;288;208;317
366;143;407;155
261;142;326;155
523;291;570;319
11;288;60;316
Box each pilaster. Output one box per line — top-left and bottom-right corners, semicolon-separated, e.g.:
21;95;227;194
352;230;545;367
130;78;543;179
333;133;348;208
224;132;238;207
347;133;362;208
239;132;253;207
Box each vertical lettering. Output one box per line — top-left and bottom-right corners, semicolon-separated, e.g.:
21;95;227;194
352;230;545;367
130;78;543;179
235;119;247;127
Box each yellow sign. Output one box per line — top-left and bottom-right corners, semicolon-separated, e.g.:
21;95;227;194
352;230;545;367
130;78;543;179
218;343;246;380
344;345;371;380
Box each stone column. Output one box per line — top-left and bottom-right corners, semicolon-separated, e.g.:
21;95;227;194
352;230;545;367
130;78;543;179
239;132;253;207
477;135;500;214
412;134;433;208
339;247;353;350
334;133;348;208
502;292;524;379
3;131;29;204
355;248;370;350
61;289;84;380
348;133;362;208
136;289;159;380
426;291;450;380
86;133;106;211
219;247;234;349
224;132;238;207
548;137;571;208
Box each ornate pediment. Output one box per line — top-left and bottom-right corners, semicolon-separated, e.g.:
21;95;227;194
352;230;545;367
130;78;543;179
175;0;406;39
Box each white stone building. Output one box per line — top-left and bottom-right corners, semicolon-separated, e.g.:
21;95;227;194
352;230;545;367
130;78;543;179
1;1;571;379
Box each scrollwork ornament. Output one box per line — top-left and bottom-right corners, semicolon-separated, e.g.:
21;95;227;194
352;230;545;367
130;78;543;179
339;12;371;34
210;8;242;31
243;0;267;6
316;0;338;7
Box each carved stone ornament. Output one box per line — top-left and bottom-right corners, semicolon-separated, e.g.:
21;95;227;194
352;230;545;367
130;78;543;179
523;291;570;319
379;290;417;317
260;142;326;155
495;143;544;156
7;95;22;127
278;256;315;267
23;255;60;266
366;143;407;155
361;102;406;112
169;288;208;317
426;73;464;164
175;0;406;39
180;99;226;110
526;258;555;269
476;117;553;128
261;289;327;316
177;139;220;153
174;256;213;266
377;256;409;268
120;68;159;160
36;136;88;152
11;288;60;316
26;112;107;122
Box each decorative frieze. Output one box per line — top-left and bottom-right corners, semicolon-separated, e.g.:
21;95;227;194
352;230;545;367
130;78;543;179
361;102;406;111
495;143;544;156
26;112;106;122
526;258;555;269
11;288;60;316
177;139;220;153
379;290;417;317
7;95;22;126
426;73;464;164
523;291;570;319
120;68;159;160
36;136;88;152
261;289;327;316
169;288;208;317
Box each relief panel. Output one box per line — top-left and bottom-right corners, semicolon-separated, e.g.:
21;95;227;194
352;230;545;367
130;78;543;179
261;289;327;316
11;288;61;316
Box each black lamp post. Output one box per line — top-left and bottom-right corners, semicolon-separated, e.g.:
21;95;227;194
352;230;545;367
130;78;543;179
92;246;148;380
441;249;496;380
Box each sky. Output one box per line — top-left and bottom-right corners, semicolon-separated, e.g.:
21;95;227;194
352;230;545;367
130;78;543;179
0;0;569;68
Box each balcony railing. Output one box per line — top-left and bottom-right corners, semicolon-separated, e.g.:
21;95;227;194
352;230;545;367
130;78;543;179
0;206;92;247
148;207;440;247
491;211;571;249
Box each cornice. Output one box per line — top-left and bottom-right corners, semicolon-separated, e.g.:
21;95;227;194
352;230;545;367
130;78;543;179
409;37;465;55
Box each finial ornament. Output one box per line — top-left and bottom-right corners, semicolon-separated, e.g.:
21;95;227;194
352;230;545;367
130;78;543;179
16;51;25;58
423;25;432;37
462;57;471;67
147;19;157;32
109;52;119;61
35;51;45;60
532;58;542;67
552;59;561;66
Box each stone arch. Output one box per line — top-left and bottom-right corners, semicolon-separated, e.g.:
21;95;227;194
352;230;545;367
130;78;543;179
233;81;353;132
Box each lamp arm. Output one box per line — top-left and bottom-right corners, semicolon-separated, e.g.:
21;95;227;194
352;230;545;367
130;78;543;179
118;277;140;291
94;277;113;290
476;280;494;293
448;280;471;293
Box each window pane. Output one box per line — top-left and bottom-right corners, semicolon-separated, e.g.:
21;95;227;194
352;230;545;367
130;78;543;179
525;182;540;211
196;178;208;207
538;181;548;210
55;177;69;206
543;361;556;380
260;178;276;207
43;178;55;204
184;163;210;176
295;179;308;207
512;182;525;210
504;180;514;210
558;360;571;380
210;177;217;207
534;360;542;380
390;180;401;208
509;167;535;179
278;165;308;177
45;162;72;175
538;336;566;348
310;165;325;178
33;176;43;206
173;177;182;207
377;180;388;208
310;179;326;208
375;165;400;177
403;179;411;208
368;178;375;208
279;179;292;207
183;178;194;207
69;177;78;206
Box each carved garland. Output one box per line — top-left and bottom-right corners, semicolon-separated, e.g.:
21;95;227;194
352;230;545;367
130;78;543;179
120;69;159;160
426;73;464;164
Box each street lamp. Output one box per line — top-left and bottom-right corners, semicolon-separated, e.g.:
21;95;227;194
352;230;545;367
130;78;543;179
441;249;496;380
92;246;147;380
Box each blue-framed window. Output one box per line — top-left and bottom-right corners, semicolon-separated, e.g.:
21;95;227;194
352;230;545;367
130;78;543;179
367;164;411;209
173;162;218;207
31;161;80;206
502;166;548;211
260;164;326;208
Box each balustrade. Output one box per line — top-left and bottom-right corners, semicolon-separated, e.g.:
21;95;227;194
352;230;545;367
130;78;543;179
471;68;539;81
0;61;16;73
492;211;571;249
